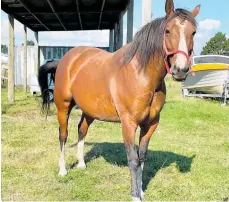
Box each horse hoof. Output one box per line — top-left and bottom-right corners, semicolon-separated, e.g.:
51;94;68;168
132;197;141;201
76;162;86;169
140;191;144;201
58;169;67;176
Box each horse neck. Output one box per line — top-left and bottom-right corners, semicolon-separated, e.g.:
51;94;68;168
114;45;167;91
144;55;167;88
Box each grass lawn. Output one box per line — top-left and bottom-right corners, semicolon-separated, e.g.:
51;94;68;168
1;79;229;201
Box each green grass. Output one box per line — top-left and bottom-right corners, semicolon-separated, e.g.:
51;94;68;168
1;81;229;201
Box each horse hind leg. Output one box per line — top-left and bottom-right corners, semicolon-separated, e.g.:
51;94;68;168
57;100;75;176
76;113;94;169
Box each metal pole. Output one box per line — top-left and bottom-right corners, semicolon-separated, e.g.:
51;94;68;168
8;14;15;103
127;0;134;44
23;25;27;94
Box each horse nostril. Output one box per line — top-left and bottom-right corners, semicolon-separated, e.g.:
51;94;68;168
183;65;190;73
172;65;179;75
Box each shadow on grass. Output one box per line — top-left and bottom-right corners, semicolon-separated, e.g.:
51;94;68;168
70;142;195;191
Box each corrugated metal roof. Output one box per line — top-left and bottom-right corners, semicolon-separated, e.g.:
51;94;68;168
1;0;129;31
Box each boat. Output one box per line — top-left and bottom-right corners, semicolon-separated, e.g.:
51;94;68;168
182;55;229;105
1;53;8;64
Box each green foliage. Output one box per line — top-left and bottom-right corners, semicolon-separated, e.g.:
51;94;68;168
1;44;8;54
201;32;229;55
22;40;35;46
27;40;35;46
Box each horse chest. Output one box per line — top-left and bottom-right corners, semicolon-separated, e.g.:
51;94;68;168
131;92;154;123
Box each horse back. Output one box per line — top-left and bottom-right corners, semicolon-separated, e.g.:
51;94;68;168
55;46;120;121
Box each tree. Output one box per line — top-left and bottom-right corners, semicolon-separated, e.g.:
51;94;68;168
201;32;229;55
21;40;35;46
27;40;35;46
1;44;8;54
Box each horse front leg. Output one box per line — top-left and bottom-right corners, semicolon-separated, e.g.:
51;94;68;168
138;115;160;200
121;116;141;201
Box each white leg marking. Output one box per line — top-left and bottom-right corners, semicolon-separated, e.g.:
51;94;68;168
132;196;141;201
175;19;188;69
77;139;86;169
137;163;144;200
58;145;67;176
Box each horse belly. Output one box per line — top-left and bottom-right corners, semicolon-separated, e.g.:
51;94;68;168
71;70;120;122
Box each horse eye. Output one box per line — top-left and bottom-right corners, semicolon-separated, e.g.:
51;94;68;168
192;31;196;36
165;29;170;34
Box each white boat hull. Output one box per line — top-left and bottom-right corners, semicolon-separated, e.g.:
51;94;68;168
183;69;229;95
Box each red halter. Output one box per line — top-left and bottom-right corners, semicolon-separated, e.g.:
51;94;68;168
163;38;194;76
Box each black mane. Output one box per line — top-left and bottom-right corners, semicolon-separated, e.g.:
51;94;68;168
122;9;197;68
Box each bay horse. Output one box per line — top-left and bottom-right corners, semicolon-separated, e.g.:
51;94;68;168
38;0;200;200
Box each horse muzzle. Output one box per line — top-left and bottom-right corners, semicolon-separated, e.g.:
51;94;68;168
170;64;189;82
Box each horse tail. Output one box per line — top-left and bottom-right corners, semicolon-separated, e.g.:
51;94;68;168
38;60;59;114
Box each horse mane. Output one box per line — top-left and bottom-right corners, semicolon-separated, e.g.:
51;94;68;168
122;8;197;68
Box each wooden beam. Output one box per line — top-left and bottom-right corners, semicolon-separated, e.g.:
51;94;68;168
23;25;27;95
3;0;17;3
46;0;67;31
109;29;114;52
117;13;123;49
114;23;118;51
31;21;111;26
8;4;23;8
127;0;134;44
17;0;50;31
98;0;106;29
17;10;121;15
34;32;39;75
76;0;83;30
8;14;15;103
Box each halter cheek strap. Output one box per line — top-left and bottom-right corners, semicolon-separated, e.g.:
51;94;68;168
163;38;194;76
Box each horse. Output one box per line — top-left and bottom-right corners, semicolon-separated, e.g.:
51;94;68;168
38;0;200;200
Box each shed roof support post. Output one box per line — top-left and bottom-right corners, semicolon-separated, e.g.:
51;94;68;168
127;0;134;44
142;0;152;26
117;12;123;49
23;25;27;95
114;23;118;51
109;29;114;52
34;31;39;75
8;14;15;103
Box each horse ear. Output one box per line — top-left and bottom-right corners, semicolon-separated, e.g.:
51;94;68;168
165;0;174;16
191;5;201;17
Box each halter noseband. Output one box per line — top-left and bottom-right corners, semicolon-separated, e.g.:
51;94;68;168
163;36;193;75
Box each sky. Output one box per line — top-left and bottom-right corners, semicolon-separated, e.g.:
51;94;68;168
1;0;229;55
